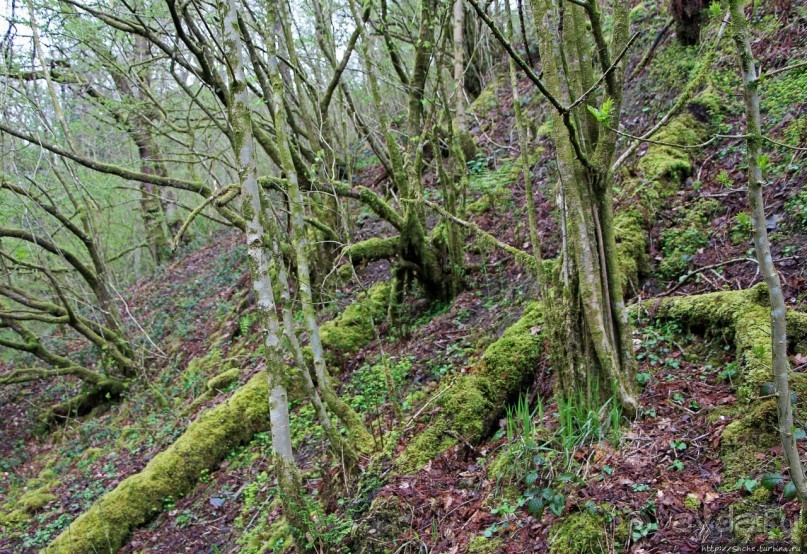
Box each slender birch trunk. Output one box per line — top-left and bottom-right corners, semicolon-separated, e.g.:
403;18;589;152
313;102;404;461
220;0;307;540
728;1;807;548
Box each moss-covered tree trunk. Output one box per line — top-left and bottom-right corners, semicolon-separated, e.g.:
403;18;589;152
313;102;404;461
528;0;638;415
269;0;371;458
350;0;462;302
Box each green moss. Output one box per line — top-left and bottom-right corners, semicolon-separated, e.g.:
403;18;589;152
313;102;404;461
206;368;240;392
612;96;712;290
81;448;103;462
348;494;412;550
320;281;391;354
16;487;56;514
657;199;721;280
467;194;493;214
237;509;294;554
657;285;776;402
656;286;807;488
0;509;30;525
688;85;722;119
43;373;271;554
629;2;647;21
728;487;783;544
684;493;701;510
344;236;399;264
467;535;503;554
638;113;706;188
468;75;504;115
614;210;647;292
398;303;544;471
548;507;625;554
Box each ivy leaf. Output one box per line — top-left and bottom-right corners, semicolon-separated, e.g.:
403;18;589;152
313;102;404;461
784;482;797;500
761;473;784;490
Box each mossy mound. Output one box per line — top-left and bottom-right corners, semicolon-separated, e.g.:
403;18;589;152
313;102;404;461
320;281;391;354
467;535;503;554
638;113;707;189
548;506;626;554
397;302;544;471
612;92;712;289
206;367;241;392
43;372;272;554
16;487;56;514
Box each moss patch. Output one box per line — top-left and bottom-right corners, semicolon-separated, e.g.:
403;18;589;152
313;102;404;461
206;367;240;392
43;372;271;554
614;209;647;293
548;506;626;554
16;487;56;514
467;535;503;554
344;236;399;264
612;92;712;289
320;281;391;355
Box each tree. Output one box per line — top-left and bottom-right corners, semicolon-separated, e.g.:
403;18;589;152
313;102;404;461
728;0;807;548
671;0;709;45
469;0;639;416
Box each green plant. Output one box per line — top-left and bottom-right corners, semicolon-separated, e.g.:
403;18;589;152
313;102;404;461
467;152;490;175
636;372;651;386
176;510;196;528
557;381;622;457
631;521;658;542
731;212;753;244
162;496;176;511
347;356;413;412
735;477;758;493
719;361;739;383
785;187;807;230
670;439;687;452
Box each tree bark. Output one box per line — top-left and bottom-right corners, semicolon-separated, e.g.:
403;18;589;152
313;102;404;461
728;0;807;548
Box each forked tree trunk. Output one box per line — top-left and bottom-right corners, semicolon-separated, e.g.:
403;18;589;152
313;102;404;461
527;0;638;415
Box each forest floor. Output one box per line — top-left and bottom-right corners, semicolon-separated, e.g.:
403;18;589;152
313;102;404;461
1;1;806;553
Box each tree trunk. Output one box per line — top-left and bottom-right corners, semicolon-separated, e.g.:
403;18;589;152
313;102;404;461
671;0;708;45
527;0;638;416
220;0;308;542
728;0;807;547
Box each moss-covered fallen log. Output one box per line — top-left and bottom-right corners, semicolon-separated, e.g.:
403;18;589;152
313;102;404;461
43;372;270;554
398;302;545;472
319;280;391;355
653;284;806;402
45;380;126;424
653;285;807;485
